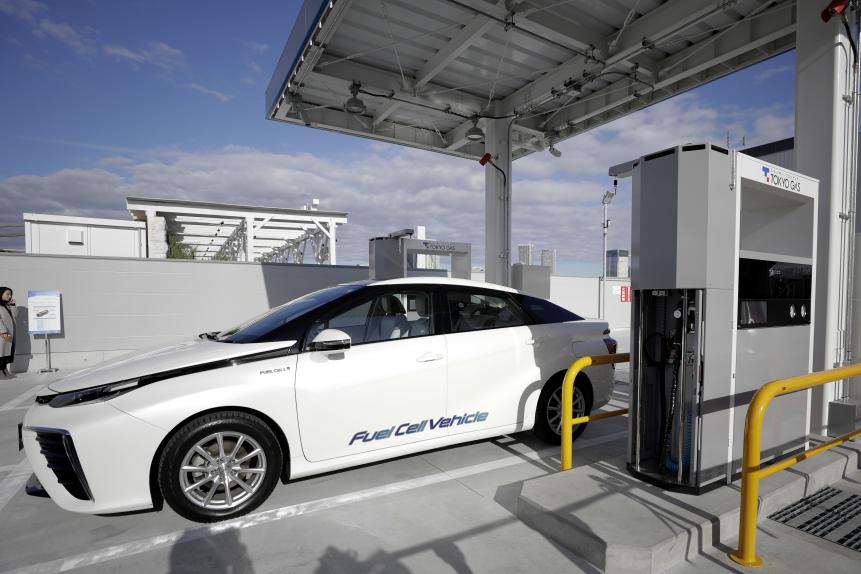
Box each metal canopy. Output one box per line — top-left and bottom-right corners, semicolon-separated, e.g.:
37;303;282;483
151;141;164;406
267;0;797;161
126;197;348;263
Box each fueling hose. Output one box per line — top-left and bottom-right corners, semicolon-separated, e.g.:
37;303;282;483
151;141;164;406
660;300;684;474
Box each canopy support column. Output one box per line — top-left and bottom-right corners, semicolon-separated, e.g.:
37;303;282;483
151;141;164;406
484;118;513;286
795;2;859;432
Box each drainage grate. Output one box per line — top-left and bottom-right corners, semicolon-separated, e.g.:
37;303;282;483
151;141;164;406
769;487;861;552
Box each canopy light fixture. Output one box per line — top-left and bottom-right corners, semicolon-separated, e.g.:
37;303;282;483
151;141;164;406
549;144;562;158
465;116;484;141
344;81;366;115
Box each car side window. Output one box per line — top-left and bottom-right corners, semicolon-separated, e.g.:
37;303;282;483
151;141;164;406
305;290;433;349
446;290;529;333
517;295;583;323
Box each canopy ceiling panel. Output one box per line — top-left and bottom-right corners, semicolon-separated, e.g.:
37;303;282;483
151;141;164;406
267;0;796;160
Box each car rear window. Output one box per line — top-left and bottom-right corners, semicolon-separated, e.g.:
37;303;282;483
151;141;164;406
517;295;583;324
447;290;529;332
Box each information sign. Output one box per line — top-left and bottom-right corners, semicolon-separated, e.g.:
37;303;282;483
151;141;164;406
28;291;63;335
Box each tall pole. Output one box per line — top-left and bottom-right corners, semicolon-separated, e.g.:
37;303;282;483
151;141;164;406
601;201;609;319
600;181;617;320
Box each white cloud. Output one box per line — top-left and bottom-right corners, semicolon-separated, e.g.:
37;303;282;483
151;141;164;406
3;1;101;61
751;112;794;144
183;83;233;103
753;64;793;84
241;40;269;54
248;61;261;74
0;0;46;24
0;94;794;271
0;145;632;268
35;18;97;57
99;156;135;167
0;168;129;222
103;41;186;71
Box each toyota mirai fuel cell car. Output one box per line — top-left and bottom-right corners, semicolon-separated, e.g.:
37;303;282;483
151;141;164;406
22;278;616;522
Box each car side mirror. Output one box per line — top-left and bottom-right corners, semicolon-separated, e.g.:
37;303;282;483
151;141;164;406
310;329;351;352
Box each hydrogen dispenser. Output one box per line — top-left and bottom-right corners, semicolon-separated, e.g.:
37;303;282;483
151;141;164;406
615;144;818;492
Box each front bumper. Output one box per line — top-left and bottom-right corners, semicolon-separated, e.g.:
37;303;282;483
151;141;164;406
22;400;165;514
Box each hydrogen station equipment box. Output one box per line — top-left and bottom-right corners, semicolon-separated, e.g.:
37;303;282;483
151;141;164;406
369;229;472;280
614;144;818;492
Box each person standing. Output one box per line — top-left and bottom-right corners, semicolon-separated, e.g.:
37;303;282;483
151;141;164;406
0;287;16;377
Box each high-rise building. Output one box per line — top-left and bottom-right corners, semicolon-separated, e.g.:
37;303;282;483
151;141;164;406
540;248;557;273
518;243;534;265
606;249;630;278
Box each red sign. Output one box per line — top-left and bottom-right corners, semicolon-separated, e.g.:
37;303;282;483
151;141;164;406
620;285;631;303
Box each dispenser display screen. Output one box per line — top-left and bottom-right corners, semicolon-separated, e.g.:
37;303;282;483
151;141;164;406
737;258;812;328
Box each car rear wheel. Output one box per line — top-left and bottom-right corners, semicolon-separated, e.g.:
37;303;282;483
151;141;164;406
533;374;592;445
158;411;282;522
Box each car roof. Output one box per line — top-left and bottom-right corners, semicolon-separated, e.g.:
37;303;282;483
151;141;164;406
359;276;519;293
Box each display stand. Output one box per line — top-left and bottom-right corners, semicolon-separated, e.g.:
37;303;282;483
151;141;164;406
28;290;63;374
40;334;58;373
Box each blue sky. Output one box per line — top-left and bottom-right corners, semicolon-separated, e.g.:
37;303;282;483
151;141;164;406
0;0;797;274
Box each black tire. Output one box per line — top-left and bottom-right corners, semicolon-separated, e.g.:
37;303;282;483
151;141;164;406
533;373;593;445
158;411;283;522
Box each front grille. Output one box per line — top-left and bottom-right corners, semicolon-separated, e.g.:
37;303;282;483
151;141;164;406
34;429;92;501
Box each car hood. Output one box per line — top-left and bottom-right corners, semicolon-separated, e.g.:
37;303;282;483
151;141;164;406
47;338;296;393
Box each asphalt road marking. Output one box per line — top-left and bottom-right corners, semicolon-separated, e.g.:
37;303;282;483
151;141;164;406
0;459;32;515
0;386;41;412
0;430;627;574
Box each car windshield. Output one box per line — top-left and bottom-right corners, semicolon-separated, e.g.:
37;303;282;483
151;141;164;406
215;284;364;343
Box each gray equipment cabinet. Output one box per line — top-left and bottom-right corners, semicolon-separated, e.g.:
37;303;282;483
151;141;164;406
369;234;471;280
621;143;818;492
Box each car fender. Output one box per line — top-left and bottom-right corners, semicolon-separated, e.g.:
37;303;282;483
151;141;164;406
110;355;302;468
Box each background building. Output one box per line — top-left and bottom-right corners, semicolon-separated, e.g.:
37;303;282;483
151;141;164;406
540;249;557;273
518;243;534;265
24;214;147;258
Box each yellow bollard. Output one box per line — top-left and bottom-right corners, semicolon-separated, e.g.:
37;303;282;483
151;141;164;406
561;356;592;471
728;384;774;568
560;353;630;472
729;362;861;567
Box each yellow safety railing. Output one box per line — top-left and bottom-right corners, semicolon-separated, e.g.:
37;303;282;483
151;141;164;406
729;362;861;568
561;352;630;471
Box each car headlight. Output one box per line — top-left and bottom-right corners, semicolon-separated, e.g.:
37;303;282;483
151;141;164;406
49;378;141;408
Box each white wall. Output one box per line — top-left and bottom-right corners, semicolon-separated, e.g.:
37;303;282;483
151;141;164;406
1;253;368;373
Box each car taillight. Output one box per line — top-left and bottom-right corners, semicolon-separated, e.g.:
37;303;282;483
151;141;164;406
603;337;617;355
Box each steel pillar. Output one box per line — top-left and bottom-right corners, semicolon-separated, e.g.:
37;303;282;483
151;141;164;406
484;118;513;286
795;2;858;432
245;216;255;262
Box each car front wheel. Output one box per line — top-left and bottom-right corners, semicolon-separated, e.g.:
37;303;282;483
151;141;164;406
533;375;592;445
158;411;282;522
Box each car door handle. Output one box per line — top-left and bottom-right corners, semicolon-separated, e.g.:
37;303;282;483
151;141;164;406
526;338;542;346
416;352;444;363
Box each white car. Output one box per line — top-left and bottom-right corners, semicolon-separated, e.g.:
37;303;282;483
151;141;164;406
21;278;615;522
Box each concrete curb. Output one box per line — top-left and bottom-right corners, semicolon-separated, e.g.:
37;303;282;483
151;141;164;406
516;437;860;573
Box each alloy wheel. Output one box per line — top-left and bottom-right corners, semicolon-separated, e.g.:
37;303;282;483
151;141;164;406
178;431;267;509
547;386;586;435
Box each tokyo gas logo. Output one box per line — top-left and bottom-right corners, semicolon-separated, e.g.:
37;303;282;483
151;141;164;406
761;165;800;192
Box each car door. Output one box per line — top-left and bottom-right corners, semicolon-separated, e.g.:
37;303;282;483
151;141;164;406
295;287;447;462
443;288;540;435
